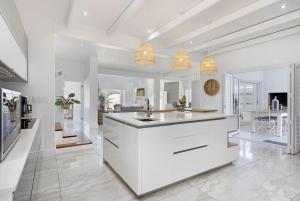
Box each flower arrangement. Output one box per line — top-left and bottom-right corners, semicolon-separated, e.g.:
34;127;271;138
3;96;19;112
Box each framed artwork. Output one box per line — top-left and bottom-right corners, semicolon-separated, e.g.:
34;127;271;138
136;88;145;97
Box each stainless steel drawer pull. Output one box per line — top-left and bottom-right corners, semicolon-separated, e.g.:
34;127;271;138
104;137;119;148
173;145;208;155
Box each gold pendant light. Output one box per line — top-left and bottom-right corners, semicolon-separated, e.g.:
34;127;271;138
200;56;217;74
135;42;156;65
173;50;191;70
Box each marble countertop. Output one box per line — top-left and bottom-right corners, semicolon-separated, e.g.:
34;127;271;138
0;118;40;195
105;111;235;128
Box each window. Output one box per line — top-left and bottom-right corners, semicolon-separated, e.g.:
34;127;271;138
107;91;121;110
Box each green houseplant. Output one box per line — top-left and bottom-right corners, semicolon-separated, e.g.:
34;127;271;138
55;93;80;109
98;89;106;111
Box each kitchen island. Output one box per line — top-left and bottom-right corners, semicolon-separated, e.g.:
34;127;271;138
103;111;239;196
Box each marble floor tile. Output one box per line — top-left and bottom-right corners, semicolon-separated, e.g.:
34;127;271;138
158;188;216;201
36;158;58;175
32;121;300;201
31;191;61;201
140;181;192;201
193;171;261;201
60;175;137;201
250;173;300;201
32;171;60;195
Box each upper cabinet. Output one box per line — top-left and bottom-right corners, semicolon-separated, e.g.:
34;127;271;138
0;0;28;82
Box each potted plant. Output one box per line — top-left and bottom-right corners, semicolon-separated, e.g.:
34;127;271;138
3;96;19;122
55;93;80;109
98;89;106;111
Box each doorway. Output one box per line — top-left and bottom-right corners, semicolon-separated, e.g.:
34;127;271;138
64;81;83;123
55;81;92;149
224;67;289;149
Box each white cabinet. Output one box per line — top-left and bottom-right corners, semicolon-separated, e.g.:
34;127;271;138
103;115;239;196
0;13;27;81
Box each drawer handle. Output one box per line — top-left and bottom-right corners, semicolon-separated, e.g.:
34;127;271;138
173;145;208;155
104;137;119;149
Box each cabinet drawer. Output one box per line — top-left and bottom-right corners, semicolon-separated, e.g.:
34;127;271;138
173;133;210;154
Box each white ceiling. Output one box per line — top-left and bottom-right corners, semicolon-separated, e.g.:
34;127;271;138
16;0;300;75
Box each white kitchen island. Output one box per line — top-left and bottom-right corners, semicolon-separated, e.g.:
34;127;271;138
103;111;239;196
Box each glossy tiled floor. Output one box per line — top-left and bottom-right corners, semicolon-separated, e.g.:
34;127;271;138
234;124;288;146
34;124;300;201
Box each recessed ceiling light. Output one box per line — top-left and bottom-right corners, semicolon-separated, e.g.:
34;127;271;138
148;32;159;40
281;4;286;9
83;11;88;16
147;29;152;34
189;41;193;45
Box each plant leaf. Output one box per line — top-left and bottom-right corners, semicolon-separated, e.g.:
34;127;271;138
68;93;75;98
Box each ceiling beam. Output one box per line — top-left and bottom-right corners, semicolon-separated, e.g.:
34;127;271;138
167;0;282;47
65;0;75;27
209;25;300;56
107;0;144;36
147;0;221;41
187;10;300;52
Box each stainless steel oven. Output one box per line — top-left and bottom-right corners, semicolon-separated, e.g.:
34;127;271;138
0;88;21;161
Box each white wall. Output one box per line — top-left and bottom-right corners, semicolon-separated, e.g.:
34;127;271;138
262;67;289;108
98;74;149;106
1;34;55;150
234;71;264;83
55;58;89;82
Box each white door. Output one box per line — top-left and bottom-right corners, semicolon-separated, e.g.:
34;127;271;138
289;64;300;154
239;81;258;124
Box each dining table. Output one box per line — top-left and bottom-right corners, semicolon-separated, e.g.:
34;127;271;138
250;110;288;136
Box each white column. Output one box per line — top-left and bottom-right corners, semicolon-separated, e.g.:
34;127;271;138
89;56;98;129
153;78;160;109
83;56;98;132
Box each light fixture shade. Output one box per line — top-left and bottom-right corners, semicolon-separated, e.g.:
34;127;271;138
200;56;217;74
173;50;191;70
135;42;156;64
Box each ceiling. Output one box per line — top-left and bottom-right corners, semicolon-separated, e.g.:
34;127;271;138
16;0;300;75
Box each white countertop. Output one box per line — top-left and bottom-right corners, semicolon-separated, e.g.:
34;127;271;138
0;119;40;195
105;111;235;128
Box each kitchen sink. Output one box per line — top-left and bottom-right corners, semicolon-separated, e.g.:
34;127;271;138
136;118;157;122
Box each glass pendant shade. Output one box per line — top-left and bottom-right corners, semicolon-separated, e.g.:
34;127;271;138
172;50;191;70
200;56;217;74
135;42;156;64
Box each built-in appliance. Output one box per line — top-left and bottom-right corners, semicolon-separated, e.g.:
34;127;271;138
21;96;33;129
269;93;288;108
0;88;21;161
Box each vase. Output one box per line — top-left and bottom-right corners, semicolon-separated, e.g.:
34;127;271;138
63;104;71;109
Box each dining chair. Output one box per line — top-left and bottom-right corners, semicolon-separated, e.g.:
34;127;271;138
255;107;277;135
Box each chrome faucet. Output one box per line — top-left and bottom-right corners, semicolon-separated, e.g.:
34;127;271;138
145;98;152;117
